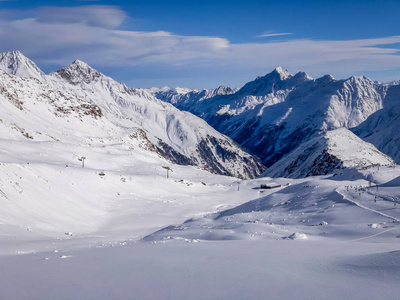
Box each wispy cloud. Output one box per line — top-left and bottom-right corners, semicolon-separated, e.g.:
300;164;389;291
0;5;399;87
258;32;293;38
35;6;127;29
0;6;229;67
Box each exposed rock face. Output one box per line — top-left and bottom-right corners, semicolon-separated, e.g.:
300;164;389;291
53;59;102;85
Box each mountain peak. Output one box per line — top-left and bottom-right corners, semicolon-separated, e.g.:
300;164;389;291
271;66;292;80
293;71;313;81
2;50;24;58
214;85;235;95
239;67;293;96
0;50;45;79
346;75;374;85
53;59;102;85
9;50;23;56
71;59;91;68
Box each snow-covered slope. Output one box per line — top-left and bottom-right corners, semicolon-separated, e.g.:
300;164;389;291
0;50;45;79
143;166;400;244
0;51;265;179
2;136;400;300
264;128;395;178
352;85;400;164
153;68;388;169
2;53;400;300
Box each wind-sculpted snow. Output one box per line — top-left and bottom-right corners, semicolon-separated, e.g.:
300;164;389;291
0;51;265;179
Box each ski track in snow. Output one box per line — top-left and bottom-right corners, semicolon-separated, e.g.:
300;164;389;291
347;226;397;242
336;183;400;241
337;186;400;222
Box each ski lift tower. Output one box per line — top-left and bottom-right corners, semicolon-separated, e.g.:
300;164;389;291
237;180;241;191
162;166;172;179
78;156;86;168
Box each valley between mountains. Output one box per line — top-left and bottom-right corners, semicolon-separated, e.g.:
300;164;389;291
1;50;400;300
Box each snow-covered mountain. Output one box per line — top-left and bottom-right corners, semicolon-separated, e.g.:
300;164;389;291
264;128;395;178
150;85;237;106
352;84;400;164
1;51;396;180
153;68;389;170
0;51;265;179
2;53;400;300
0;50;45;79
389;80;400;86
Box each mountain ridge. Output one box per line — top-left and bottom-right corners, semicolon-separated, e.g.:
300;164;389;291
1;50;397;179
263;128;395;178
151;68;392;174
0;50;265;179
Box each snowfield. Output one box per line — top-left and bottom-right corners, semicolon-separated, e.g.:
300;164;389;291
1;51;400;299
1;138;400;299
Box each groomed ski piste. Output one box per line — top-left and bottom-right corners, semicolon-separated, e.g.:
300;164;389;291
1;138;400;300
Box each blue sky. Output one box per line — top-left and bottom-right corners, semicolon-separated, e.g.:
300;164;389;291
1;0;400;89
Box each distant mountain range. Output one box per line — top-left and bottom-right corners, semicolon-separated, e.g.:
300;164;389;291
150;67;398;177
0;51;398;179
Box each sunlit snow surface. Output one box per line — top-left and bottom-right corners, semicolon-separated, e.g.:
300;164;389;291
1;136;400;299
1;53;400;299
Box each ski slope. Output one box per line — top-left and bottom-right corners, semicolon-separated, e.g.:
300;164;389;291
1;149;400;299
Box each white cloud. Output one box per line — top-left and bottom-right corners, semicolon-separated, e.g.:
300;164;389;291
224;37;400;71
258;32;293;38
35;6;127;29
0;7;230;67
0;5;399;86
